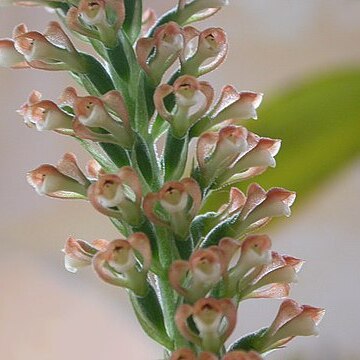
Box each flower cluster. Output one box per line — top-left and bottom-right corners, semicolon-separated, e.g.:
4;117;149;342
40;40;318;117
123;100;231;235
0;0;324;359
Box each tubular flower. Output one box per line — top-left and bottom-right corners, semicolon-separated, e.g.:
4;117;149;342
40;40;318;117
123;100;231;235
66;0;125;48
175;298;237;353
0;39;28;68
236;251;304;300
181;27;228;76
88;167;143;226
93;233;152;296
169;246;226;302
218;235;272;297
229;184;296;236
59;87;133;147
177;0;229;25
154;75;214;138
12;22;85;71
260;299;325;352
196;126;249;187
193;86;263;136
63;236;109;273
143;178;201;238
136;21;185;83
27;153;90;199
18;90;73;133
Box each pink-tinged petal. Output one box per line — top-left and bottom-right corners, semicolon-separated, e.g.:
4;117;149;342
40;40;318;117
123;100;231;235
169;260;190;298
220;298;237;341
101;90;130;128
248;283;290;300
143;192;169;227
63;236;108;273
85;159;103;180
153;84;174;122
117;166;142;203
44;21;76;53
240;183;267;220
0;39;28;68
27;164;87;199
197;131;219;169
182;177;202;217
170;348;197;360
141;8;157;36
175;304;201;345
12;23;28;38
234;138;281;171
66;7;99;40
268;299;303;335
57;152;89;185
283;255;305;273
219;237;241;269
73;118;122;145
136;37;155;75
217;187;246;220
58;86;78;107
128;233;152;271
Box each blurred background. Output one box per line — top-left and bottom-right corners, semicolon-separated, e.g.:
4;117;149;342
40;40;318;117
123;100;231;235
0;1;360;359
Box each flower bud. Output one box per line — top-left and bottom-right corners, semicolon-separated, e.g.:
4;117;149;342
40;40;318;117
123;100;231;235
144;178;201;238
231;184;296;235
93;233;152;296
63;237;108;273
260;299;325;351
27;153;90;199
0;39;28;68
88;167;143;226
19;90;73;132
67;0;125;47
154;75;214;137
175;298;236;353
169;247;225;302
13;22;84;72
238;252;304;300
136;22;184;83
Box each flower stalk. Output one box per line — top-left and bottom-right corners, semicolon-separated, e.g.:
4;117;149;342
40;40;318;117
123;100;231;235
1;0;324;359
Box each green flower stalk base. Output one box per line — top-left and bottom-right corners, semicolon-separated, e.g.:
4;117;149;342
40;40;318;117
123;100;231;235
0;1;324;359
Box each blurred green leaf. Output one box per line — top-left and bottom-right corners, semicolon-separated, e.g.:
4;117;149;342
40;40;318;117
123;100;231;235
202;68;360;212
